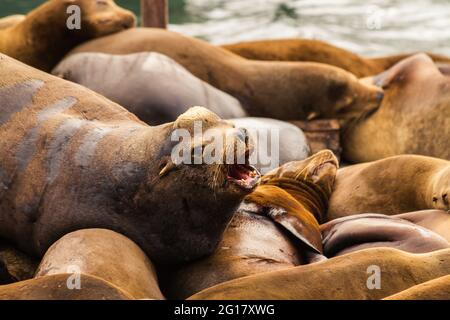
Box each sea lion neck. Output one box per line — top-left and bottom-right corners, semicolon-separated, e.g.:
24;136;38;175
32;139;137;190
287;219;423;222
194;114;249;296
264;177;329;223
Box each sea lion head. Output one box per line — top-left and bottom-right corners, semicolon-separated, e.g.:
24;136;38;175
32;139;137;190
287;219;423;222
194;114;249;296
134;107;261;265
431;166;450;211
322;70;384;121
67;0;136;38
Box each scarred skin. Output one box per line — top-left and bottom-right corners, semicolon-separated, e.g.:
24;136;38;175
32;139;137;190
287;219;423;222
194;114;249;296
35;229;165;300
69;28;384;122
222;38;450;77
0;0;136;71
188;248;450;300
328;155;450;220
165;150;338;299
0;53;260;265
342;53;450;162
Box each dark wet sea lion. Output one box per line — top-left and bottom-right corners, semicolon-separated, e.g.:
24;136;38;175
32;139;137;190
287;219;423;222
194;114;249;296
188;248;450;300
396;210;450;242
0;53;260;265
165;150;338;299
0;273;132;300
222;39;450;77
321;214;450;257
35;229;165;300
53;52;246;125
69;28;383;121
228;118;310;174
342;53;450;162
0;0;136;71
0;15;25;30
328;155;450;220
384;275;450;300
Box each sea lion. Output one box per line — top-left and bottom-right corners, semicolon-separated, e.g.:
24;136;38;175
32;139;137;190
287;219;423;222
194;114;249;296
0;240;38;284
35;229;165;300
228;118;310;174
396;210;450;242
52;52;247;125
188;248;450;300
222;39;450;77
69;28;384;121
384;275;450;300
0;15;25;30
0;273;132;300
0;0;136;71
0;53;260;265
342;53;450;162
321;214;450;257
165;150;338;299
328;155;450;220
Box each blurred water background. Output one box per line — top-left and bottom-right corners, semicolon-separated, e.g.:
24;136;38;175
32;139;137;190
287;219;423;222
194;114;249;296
1;0;450;56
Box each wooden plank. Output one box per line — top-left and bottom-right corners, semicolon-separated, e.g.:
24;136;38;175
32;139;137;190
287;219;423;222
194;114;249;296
290;119;342;159
141;0;168;28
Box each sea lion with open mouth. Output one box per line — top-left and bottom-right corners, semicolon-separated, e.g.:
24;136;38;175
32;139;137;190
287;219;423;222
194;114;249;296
328;155;450;220
164;150;338;299
69;28;383;122
342;53;450;162
0;53;260;265
0;0;136;71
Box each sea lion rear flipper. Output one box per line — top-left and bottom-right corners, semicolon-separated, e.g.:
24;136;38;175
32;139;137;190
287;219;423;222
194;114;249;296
266;207;323;254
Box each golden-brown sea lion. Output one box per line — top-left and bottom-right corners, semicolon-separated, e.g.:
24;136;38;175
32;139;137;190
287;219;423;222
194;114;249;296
0;53;260;265
69;28;383;121
328;155;450;220
384;275;450;300
222;39;450;77
164;150;338;299
188;248;450;300
35;229;165;300
396;210;450;242
342;53;450;162
321;214;450;257
0;273;132;300
0;15;25;30
0;0;136;71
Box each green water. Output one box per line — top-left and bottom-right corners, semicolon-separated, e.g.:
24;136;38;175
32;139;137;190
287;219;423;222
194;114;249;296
0;0;193;24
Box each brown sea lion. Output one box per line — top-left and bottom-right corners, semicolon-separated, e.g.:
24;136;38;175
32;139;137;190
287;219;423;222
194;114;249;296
396;210;450;242
0;0;136;71
0;273;132;300
221;39;450;77
321;214;450;257
35;229;165;300
52;52;247;125
0;15;25;30
0;53;260;265
69;28;384;121
0;240;38;284
384;275;450;300
342;53;450;162
328;155;450;220
188;248;450;300
164;150;338;299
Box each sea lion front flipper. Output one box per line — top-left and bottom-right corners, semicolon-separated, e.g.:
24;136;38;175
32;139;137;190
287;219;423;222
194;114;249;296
266;207;323;254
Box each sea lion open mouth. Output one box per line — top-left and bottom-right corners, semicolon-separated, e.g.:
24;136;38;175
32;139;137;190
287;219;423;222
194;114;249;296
227;164;260;190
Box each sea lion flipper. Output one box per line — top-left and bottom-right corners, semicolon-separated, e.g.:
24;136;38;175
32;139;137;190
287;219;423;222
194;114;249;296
266;207;323;254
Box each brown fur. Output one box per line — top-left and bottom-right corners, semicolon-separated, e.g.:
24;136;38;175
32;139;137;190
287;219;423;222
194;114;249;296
0;0;135;71
342;53;450;162
0;273;132;300
164;151;338;300
0;53;258;265
0;15;25;30
328;155;450;220
35;229;165;300
69;28;383;121
222;39;450;77
384;275;450;300
188;248;450;300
